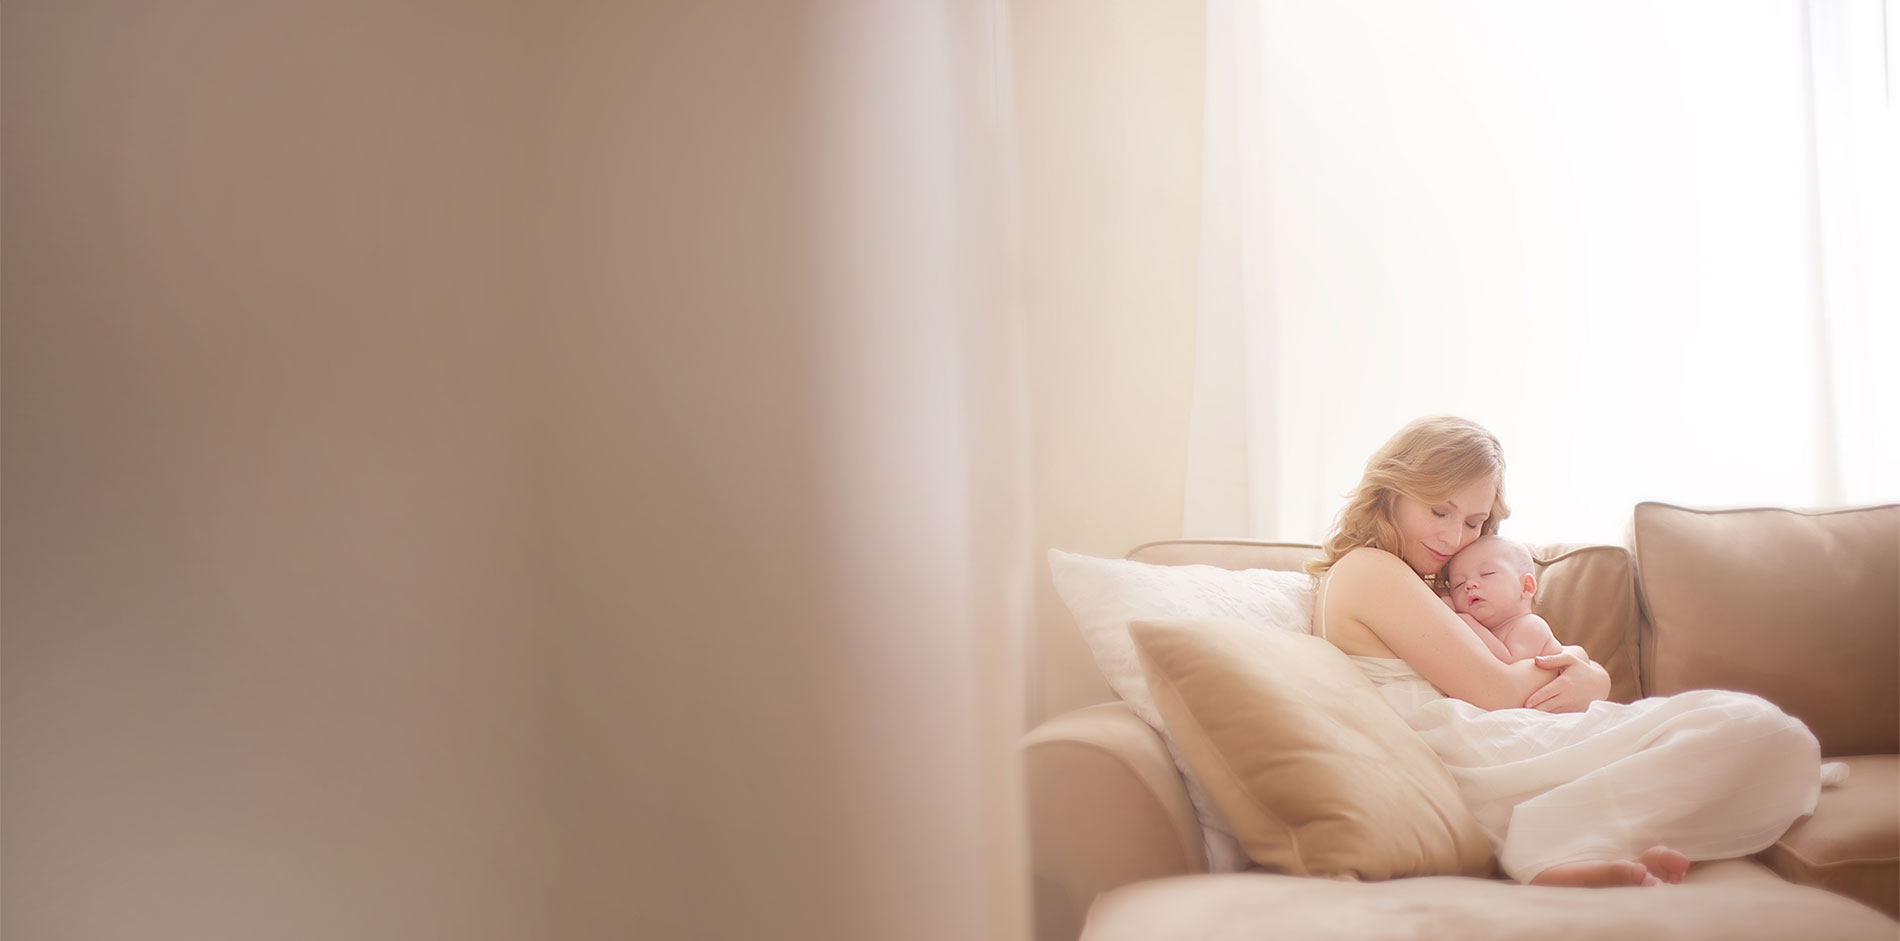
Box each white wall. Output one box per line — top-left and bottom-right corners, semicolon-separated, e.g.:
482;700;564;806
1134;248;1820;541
1012;0;1207;723
3;4;1028;939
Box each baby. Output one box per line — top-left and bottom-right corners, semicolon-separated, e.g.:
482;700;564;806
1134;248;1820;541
1443;535;1562;662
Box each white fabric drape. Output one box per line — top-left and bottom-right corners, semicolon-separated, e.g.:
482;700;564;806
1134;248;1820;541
1185;0;1898;546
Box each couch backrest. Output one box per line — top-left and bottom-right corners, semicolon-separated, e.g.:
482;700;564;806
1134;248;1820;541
1125;539;1645;704
1633;502;1900;756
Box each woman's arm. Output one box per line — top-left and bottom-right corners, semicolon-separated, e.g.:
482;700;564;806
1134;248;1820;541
1327;548;1609;711
1524;646;1611;712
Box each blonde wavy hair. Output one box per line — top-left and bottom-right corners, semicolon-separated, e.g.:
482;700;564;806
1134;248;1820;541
1307;416;1511;585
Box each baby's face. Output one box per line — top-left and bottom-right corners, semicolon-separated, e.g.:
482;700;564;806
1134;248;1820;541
1447;544;1533;626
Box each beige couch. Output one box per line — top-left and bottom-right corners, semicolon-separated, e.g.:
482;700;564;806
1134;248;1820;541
1029;502;1900;941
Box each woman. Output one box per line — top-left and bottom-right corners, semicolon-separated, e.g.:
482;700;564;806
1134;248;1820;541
1314;416;1824;888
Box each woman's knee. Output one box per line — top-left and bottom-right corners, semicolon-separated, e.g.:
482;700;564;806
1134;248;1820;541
1726;692;1819;751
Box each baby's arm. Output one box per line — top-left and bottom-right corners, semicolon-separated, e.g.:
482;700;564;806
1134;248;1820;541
1457;612;1515;662
1493;613;1564;661
1439;590;1516;662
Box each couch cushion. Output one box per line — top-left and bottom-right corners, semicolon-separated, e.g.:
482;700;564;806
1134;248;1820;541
1633;502;1900;755
1128;618;1495;880
1081;861;1900;941
1125;539;1644;703
1757;754;1899;917
1527;543;1644;704
1126;539;1323;574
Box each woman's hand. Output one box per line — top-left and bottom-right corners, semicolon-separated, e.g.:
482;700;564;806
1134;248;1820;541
1524;645;1611;712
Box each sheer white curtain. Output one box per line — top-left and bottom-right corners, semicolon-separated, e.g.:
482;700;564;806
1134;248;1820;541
1185;0;1898;546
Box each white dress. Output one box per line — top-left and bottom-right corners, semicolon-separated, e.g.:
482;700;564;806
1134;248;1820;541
1319;580;1823;882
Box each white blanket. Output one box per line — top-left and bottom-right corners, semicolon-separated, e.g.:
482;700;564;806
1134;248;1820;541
1348;655;1824;881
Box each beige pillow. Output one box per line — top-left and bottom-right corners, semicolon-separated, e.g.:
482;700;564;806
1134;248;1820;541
1634;502;1900;755
1130;617;1495;880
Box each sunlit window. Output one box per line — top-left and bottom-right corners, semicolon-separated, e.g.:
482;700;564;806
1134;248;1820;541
1185;0;1898;544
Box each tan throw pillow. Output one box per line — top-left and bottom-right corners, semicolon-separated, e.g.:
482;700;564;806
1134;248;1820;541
1634;502;1900;755
1130;617;1495;880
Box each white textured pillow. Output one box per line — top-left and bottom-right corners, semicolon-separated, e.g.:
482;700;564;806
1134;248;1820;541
1047;548;1317;872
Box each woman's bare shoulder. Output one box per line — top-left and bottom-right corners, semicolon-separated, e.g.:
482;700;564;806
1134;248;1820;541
1329;546;1414;585
1327;547;1440;621
1320;547;1423;657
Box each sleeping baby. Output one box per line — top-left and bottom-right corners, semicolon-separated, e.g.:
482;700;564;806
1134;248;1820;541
1442;535;1562;663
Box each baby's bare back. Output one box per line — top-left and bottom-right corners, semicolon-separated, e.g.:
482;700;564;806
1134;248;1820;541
1491;613;1563;661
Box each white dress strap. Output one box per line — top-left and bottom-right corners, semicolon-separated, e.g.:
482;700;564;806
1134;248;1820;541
1315;571;1330;639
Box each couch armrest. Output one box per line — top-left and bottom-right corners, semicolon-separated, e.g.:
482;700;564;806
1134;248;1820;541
1025;702;1207;941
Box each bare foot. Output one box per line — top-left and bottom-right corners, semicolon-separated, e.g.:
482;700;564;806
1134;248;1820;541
1529;859;1659;888
1639;845;1690;884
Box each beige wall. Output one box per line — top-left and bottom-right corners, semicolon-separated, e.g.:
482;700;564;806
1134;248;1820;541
1012;0;1207;724
4;4;1027;940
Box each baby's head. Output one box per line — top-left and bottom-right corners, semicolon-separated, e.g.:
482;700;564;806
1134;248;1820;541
1446;535;1537;629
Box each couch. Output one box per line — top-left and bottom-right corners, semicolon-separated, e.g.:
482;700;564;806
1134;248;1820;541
1028;502;1900;941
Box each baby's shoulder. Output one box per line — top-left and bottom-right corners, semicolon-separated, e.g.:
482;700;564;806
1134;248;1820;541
1495;611;1554;635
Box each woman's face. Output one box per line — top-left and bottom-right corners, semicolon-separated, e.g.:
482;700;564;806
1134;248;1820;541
1389;477;1497;577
